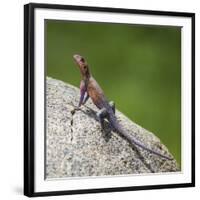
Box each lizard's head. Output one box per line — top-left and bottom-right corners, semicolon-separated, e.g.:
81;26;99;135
73;54;90;78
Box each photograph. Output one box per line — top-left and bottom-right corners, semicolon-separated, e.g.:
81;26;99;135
45;20;181;179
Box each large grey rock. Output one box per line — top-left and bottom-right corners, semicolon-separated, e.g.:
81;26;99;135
46;77;179;179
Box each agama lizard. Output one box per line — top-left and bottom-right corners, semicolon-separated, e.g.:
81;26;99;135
73;54;172;160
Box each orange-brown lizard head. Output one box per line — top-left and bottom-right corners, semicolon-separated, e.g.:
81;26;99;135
73;54;90;79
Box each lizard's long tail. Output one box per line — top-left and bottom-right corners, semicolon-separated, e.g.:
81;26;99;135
108;112;173;160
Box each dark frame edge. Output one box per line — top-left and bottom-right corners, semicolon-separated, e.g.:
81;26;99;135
29;2;195;17
191;13;195;187
32;183;194;197
24;4;35;197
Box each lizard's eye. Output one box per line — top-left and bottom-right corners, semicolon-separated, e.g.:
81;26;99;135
80;57;85;62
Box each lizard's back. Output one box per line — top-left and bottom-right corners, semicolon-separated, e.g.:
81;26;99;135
87;76;108;109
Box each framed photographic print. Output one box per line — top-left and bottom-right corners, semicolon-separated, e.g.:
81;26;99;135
24;3;195;197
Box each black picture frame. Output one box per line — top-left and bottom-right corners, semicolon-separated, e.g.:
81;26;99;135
24;3;195;197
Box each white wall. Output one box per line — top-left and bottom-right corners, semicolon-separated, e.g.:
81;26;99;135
0;0;199;199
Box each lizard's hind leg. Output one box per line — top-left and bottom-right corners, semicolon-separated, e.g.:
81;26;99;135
96;108;107;130
97;108;112;141
109;101;115;114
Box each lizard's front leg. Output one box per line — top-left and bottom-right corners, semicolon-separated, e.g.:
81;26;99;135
82;93;90;105
78;80;86;107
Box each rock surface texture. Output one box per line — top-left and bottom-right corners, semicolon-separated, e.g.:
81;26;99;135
46;77;179;179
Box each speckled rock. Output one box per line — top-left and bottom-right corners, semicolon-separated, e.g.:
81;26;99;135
46;77;179;179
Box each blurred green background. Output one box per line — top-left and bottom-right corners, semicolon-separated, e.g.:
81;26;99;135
46;20;181;165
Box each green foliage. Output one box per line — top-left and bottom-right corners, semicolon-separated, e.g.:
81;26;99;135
46;20;181;165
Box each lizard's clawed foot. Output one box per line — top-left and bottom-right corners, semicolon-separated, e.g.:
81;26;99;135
71;106;81;115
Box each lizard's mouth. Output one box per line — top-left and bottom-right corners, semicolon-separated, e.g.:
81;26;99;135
73;54;82;66
73;54;80;60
